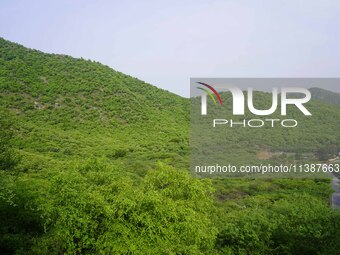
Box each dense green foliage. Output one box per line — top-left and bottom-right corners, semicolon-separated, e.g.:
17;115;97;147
0;110;20;171
213;178;340;254
1;37;340;254
0;37;189;173
1;160;216;254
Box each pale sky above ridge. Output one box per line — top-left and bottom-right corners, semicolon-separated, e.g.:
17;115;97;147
1;0;340;97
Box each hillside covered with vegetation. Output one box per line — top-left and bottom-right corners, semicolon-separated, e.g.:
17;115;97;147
1;37;340;254
310;87;340;105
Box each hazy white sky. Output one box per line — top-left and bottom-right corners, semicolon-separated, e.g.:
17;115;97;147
1;0;340;97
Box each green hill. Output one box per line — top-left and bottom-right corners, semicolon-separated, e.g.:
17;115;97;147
310;87;340;104
0;37;189;173
1;37;339;171
1;38;340;254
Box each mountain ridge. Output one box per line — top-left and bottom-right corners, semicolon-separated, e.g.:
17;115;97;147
0;37;189;171
0;37;184;98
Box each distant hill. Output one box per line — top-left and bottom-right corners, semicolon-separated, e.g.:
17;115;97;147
310;87;340;104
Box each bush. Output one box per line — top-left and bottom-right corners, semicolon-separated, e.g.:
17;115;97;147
29;162;217;254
